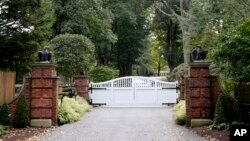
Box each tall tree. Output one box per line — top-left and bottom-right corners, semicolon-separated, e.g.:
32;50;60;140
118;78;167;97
108;0;153;76
0;0;54;81
152;1;182;72
53;0;117;65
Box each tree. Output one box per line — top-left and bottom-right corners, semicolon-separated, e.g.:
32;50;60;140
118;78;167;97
13;94;30;128
0;103;10;126
152;1;182;72
53;0;117;65
108;0;153;76
50;34;96;83
0;0;54;81
213;18;250;82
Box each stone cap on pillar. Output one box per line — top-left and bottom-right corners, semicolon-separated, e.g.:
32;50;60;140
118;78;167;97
32;63;56;68
190;62;211;68
73;75;89;79
31;63;57;77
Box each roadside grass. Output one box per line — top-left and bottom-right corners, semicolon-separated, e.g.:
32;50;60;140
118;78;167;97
173;100;186;125
58;96;91;125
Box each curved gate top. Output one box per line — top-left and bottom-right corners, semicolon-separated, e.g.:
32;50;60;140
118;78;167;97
89;76;179;107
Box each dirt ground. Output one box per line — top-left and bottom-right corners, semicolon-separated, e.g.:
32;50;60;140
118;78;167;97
189;126;230;141
0;127;49;141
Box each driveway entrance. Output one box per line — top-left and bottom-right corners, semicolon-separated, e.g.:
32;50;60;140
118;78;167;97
40;107;207;141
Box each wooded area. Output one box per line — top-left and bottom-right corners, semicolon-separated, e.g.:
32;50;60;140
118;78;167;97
0;0;250;83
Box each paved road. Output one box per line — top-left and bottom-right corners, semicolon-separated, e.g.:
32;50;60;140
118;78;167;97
39;107;207;141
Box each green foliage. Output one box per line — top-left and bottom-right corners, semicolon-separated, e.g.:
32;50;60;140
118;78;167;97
50;34;96;81
109;0;153;76
173;100;186;125
233;97;248;123
0;103;10;126
13;94;30;128
213;17;250;82
213;93;234;126
220;79;235;95
58;96;91;125
0;125;9;136
169;63;189;81
90;66;118;82
0;0;55;80
214;18;250;82
53;0;117;65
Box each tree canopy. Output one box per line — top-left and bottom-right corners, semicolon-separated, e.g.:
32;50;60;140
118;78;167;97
50;34;96;81
0;0;54;81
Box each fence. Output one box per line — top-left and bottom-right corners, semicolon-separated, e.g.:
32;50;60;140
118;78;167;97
0;71;16;105
235;83;250;105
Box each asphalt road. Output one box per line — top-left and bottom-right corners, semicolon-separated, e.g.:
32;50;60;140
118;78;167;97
39;107;207;141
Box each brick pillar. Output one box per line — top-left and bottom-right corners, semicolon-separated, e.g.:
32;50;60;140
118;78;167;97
180;76;185;100
30;64;58;125
186;63;211;127
74;76;89;101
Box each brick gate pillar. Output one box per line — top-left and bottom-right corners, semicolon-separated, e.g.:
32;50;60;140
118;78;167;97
74;76;89;101
185;63;212;127
30;64;58;126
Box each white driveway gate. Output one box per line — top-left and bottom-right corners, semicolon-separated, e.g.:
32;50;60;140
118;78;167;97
89;76;179;106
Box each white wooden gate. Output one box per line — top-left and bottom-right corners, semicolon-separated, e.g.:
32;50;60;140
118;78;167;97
89;76;179;106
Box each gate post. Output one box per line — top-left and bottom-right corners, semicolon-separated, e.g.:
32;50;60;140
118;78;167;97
30;64;58;126
185;63;213;127
74;76;89;101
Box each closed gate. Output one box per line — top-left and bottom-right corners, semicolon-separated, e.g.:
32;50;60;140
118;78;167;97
89;76;179;106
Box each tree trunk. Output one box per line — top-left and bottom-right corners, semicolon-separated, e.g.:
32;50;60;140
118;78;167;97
182;31;190;64
180;0;191;64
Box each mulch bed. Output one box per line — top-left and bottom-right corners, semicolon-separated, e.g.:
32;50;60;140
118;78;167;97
0;127;48;141
189;126;230;141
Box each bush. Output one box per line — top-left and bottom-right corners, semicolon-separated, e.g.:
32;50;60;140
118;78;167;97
213;93;234;126
90;66;118;82
0;103;10;126
233;97;248;123
13;94;30;128
173;100;186;125
169;63;189;81
0;125;8;136
58;96;91;125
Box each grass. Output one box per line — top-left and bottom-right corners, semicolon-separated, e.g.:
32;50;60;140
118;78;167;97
0;125;8;136
173;100;186;125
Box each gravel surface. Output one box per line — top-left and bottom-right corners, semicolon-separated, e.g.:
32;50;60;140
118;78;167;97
39;107;207;141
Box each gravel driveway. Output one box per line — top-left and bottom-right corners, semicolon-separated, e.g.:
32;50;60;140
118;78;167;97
39;107;207;141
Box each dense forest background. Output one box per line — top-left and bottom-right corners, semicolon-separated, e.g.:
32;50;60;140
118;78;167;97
1;0;250;83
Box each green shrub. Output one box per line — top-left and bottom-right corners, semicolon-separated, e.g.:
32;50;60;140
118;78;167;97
90;66;118;82
13;94;30;128
213;93;234;126
0;103;10;126
173;100;186;125
220;79;235;95
0;125;8;136
233;97;248;123
58;96;91;124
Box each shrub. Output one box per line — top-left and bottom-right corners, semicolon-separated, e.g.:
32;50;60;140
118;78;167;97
233;97;248;123
90;66;118;82
169;63;189;81
213;93;234;126
0;125;8;136
0;103;10;126
58;96;91;125
173;100;186;125
13;94;30;128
